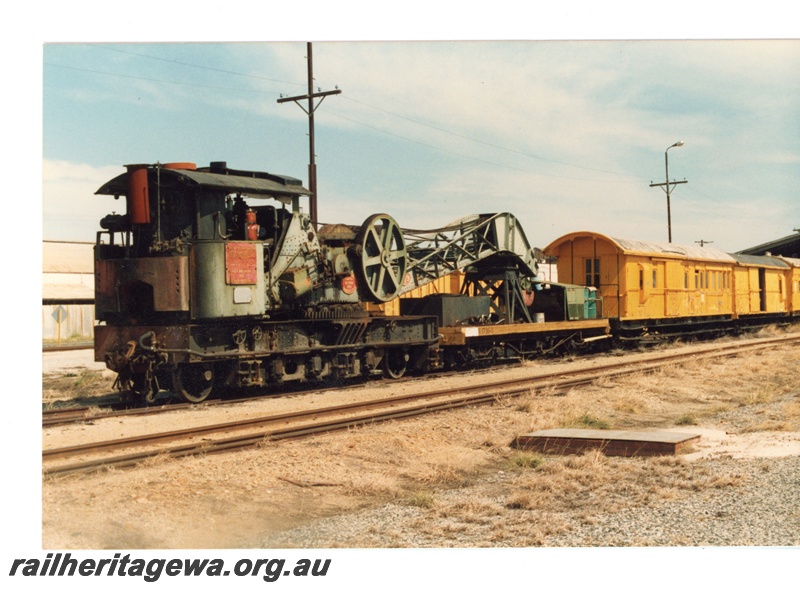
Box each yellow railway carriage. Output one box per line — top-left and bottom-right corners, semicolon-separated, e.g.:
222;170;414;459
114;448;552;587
729;254;792;324
778;257;800;317
543;232;735;331
543;231;794;338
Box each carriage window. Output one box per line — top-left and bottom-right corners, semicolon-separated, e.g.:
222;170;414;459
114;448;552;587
652;270;657;289
584;258;600;288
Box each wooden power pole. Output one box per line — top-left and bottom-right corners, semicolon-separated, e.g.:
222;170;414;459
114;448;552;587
277;42;341;229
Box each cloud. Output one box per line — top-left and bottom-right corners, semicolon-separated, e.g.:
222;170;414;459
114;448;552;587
43;159;122;241
41;41;800;253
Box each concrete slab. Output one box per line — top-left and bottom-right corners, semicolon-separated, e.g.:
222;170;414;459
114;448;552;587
511;428;701;457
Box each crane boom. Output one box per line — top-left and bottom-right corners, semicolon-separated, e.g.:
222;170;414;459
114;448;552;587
399;213;539;295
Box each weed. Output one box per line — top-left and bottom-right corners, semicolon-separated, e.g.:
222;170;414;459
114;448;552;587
344;472;402;497
564;412;611;430
508;452;544;469
406;491;436;509
707;474;748;488
785;400;800;420
741;387;776;406
675;414;697;426
42;369;116;404
514;401;533;413
505;492;533;510
741;421;792;433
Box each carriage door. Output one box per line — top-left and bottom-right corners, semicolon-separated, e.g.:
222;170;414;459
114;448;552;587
758;268;767;311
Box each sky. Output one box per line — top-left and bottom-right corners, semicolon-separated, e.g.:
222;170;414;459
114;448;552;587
41;35;800;254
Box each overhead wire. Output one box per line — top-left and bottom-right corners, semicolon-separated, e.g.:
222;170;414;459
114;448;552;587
54;43;642;186
44;62;283;96
340;94;642;179
48;43;796;226
92;44;306;88
325;108;636;184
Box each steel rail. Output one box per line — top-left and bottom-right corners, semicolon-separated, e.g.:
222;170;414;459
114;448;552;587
42;334;799;476
42;333;799;427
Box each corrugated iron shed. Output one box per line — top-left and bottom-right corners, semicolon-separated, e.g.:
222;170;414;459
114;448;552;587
737;231;800;258
42;241;94;303
43;241;93;274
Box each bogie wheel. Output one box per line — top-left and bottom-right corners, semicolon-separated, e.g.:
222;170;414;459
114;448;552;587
354;213;408;303
381;348;409;379
172;363;214;403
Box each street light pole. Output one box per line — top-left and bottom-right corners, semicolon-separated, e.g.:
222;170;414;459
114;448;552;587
650;140;687;243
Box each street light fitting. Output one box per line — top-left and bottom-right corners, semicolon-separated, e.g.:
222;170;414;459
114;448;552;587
649;140;688;243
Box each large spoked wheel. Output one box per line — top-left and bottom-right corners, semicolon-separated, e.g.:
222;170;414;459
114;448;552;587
172;363;214;403
354;213;408;303
381;348;409;379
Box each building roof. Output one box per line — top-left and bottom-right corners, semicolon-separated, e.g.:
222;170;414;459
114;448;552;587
737;231;800;258
42;283;94;303
42;241;94;303
42;241;94;273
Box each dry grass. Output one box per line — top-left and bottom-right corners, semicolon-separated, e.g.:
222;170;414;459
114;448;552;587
42;369;116;407
507;452;544;469
740;421;793;433
561;412;611;430
785;399;800;419
499;451;721;532
675;415;697;428
741;385;778;406
42;333;800;548
343;471;404;497
406;491;436;509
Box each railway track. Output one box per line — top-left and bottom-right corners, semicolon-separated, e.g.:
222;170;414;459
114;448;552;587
42;343;93;352
42;333;799;477
42;333;798;428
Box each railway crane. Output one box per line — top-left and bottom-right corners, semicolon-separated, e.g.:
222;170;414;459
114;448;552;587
93;162;605;403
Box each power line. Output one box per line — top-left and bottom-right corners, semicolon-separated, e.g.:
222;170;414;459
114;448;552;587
62;44;798;218
325;109;636;184
90;44;305;88
342;94;642;180
44;62;282;96
58;45;642;184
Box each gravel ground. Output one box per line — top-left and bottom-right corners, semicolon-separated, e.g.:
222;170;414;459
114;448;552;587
258;455;799;548
545;456;800;547
257;382;800;549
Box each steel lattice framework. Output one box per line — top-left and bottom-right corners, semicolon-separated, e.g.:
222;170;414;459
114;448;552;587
400;212;538;294
397;213;540;323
